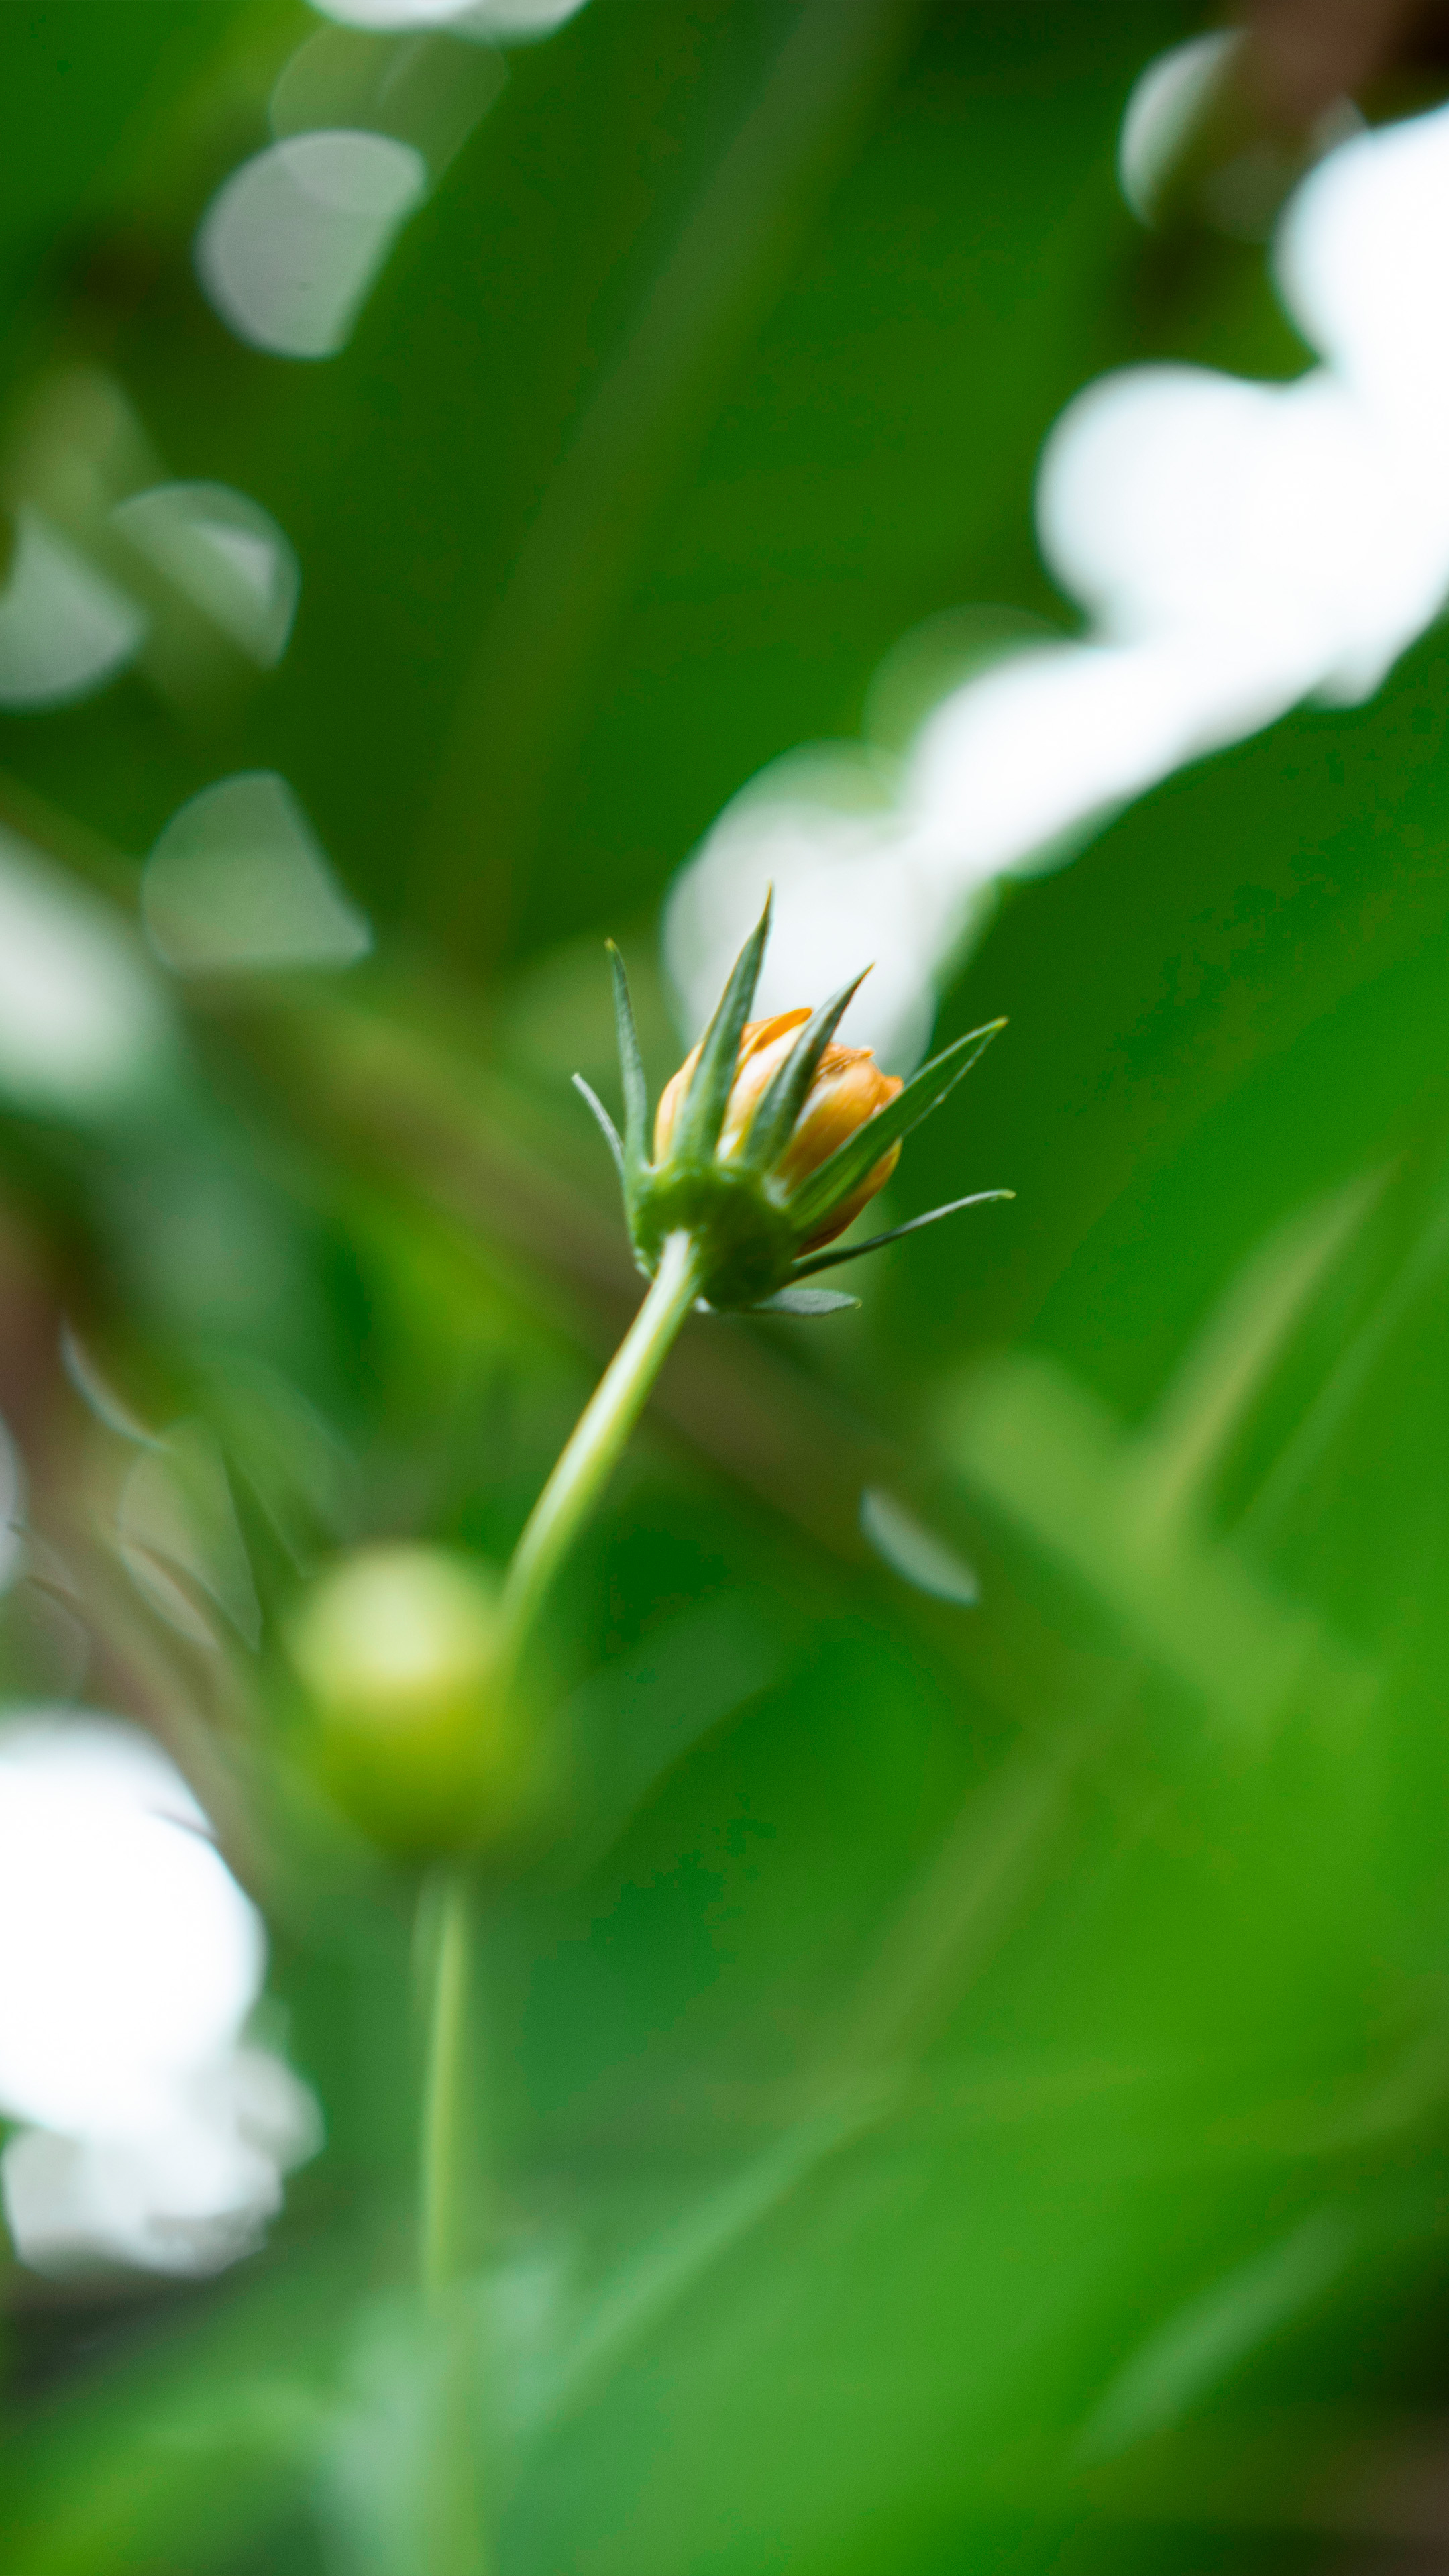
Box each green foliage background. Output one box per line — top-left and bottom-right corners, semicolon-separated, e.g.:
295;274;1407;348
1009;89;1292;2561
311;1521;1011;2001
3;0;1449;2568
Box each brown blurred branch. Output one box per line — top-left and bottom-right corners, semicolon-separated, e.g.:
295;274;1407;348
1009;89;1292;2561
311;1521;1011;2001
1081;2404;1449;2545
1244;0;1430;122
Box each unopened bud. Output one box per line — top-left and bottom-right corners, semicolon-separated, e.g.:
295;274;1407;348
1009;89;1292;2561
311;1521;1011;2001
654;1010;903;1249
576;897;1010;1315
287;1544;531;1858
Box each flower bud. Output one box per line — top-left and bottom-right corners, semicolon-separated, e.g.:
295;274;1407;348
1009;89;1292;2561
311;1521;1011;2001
286;1544;531;1859
654;1011;903;1248
576;897;1009;1316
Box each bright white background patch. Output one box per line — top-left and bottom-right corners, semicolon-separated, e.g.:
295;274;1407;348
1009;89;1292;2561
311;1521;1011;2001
0;1712;319;2275
0;826;173;1114
667;95;1449;1063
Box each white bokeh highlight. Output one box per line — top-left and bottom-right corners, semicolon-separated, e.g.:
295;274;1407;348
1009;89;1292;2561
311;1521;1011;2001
271;25;506;178
143;771;372;977
0;374;302;714
197;131;427;360
0;1413;23;1603
113;482;300;667
4;2047;317;2279
0;826;174;1115
0;507;146;710
305;0;589;31
307;0;484;25
457;0;594;31
1117;30;1240;225
0;1713;319;2275
667;90;1449;1064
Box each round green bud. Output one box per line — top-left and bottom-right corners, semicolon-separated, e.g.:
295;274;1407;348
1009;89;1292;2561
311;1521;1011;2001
286;1544;528;1859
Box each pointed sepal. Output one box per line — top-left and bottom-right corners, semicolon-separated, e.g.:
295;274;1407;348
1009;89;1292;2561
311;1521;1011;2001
751;1285;861;1317
737;968;870;1173
607;941;649;1171
785;1018;1006;1237
789;1187;1014;1279
572;1073;625;1181
670;893;772;1163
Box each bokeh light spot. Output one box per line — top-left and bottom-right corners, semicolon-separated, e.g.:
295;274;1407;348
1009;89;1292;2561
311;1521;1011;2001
272;24;506;175
0;505;146;708
0;828;173;1115
143;771;372;976
112;482;299;667
196;131;428;360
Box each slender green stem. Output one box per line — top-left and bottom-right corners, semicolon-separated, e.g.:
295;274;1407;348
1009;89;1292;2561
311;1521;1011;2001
419;1231;699;2302
499;1229;702;1661
419;1862;476;2307
417;1866;490;2574
415;1235;701;2567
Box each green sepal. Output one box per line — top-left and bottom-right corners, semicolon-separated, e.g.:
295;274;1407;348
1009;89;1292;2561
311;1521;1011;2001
607;941;649;1171
737;969;869;1173
785;1018;1006;1236
752;1285;861;1316
789;1189;1014;1279
669;894;772;1163
572;1073;625;1180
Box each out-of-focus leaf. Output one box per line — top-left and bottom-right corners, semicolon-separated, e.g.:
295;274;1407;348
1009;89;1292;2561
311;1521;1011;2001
561;1594;792;1875
943;1347;1368;1733
1126;1173;1381;1527
1077;2209;1353;2462
2;2239;362;2575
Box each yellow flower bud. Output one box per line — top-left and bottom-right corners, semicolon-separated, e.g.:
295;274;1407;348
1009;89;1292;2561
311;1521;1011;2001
286;1544;531;1859
654;1010;903;1246
598;900;1007;1313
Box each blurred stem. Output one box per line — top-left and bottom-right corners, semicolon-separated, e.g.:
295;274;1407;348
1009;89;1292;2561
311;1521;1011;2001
419;1862;475;2308
418;1866;490;2575
413;1234;698;2565
500;1229;702;1660
417;1229;698;2281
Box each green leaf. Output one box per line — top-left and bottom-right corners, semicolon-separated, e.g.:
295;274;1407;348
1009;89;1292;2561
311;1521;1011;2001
786;1018;1006;1236
1;2232;358;2576
529;2104;865;2434
737;969;869;1172
669;892;772;1163
572;1071;625;1180
559;1595;792;1877
1076;2211;1350;2463
790;1189;1014;1277
607;940;649;1169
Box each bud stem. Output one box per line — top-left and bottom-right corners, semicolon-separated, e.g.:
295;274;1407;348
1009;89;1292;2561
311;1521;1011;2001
419;1862;476;2308
417;1862;492;2573
415;1230;703;2565
499;1228;703;1662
